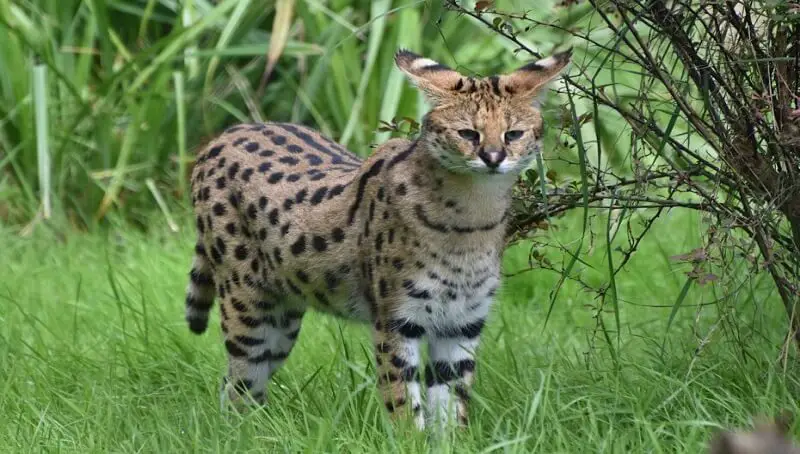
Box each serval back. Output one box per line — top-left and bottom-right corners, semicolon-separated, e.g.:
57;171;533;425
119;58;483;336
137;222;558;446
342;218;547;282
185;48;571;429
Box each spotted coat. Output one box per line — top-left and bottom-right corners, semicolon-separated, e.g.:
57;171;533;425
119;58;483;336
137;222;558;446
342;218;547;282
185;48;571;430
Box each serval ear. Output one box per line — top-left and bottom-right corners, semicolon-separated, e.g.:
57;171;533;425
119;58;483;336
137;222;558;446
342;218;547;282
395;49;463;105
502;48;573;99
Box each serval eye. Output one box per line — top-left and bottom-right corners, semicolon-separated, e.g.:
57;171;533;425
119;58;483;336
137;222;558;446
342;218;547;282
504;130;524;143
458;129;480;142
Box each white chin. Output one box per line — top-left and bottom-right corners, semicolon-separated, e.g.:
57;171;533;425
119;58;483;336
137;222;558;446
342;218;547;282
465;159;517;174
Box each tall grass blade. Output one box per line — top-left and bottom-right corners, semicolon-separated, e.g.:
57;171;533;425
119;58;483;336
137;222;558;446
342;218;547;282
202;0;253;98
173;71;187;199
543;83;590;330
661;278;693;356
339;0;391;147
145;178;178;233
181;0;200;79
32;63;50;219
257;0;296;97
374;3;420;144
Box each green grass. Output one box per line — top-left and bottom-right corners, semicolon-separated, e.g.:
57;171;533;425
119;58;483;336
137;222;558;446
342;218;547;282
2;209;798;453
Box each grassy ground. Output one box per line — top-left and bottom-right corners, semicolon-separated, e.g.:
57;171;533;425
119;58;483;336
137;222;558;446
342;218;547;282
1;209;798;453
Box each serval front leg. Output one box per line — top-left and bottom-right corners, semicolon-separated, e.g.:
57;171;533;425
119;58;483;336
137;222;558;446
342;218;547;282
425;316;485;429
372;315;425;429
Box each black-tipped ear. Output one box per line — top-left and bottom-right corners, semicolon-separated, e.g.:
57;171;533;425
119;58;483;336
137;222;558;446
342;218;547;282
394;48;464;105
501;48;573;97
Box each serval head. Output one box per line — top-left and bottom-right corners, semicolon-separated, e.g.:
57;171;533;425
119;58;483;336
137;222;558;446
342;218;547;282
709;412;800;454
394;48;571;176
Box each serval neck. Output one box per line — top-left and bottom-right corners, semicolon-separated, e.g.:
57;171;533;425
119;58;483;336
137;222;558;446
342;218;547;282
402;138;516;231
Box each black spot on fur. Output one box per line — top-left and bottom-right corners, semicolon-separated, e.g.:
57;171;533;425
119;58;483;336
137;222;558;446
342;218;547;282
212;203;226;216
295;188;307;204
328;184;346;199
324;271;339;290
305;154;323;165
279;156;299;166
242;168;254;181
310;187;328;205
312;236;328;252
290;235;307;255
208;144;224;158
227;162;240;179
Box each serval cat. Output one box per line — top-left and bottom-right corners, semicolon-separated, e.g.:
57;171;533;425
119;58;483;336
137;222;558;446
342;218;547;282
185;48;571;429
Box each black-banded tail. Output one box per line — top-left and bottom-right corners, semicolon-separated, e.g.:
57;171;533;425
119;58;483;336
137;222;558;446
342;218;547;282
185;243;216;334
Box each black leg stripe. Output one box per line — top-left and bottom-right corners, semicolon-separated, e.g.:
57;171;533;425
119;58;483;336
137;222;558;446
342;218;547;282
434;318;486;339
386;319;425;338
225;340;247;357
238;315;263;327
235;335;264;346
401;366;419;382
248;349;289;364
425;359;475;385
390;355;408;369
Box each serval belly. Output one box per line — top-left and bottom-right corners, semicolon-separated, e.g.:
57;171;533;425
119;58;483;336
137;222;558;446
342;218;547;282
185;48;571;430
